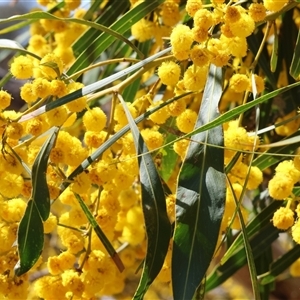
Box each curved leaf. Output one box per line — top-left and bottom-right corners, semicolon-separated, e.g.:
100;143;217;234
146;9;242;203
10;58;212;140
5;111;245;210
117;94;171;299
172;65;226;300
0;39;40;59
14;200;43;276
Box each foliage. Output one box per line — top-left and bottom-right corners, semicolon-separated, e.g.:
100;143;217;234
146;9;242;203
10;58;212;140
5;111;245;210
0;0;300;299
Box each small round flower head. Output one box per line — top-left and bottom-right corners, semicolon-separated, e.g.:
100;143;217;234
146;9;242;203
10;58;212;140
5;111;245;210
10;55;33;79
170;24;194;60
158;61;181;86
249;3;267;22
148;100;170;124
46;106;68;127
168;98;186;117
221;23;234;38
176;109;197;133
207;38;230;67
83;107;107;131
268;173;294;200
32;78;51;99
84;130;107;148
183;64;208;91
192;25;209;43
141;128;164;151
229;74;250;93
275;160;300;183
20;82;37;104
161;1;181;26
272;206;294;230
193;9;214;29
6;122;23;140
53;46;75;67
225;6;242;23
190;45;209;67
40;53;64;79
186;0;202;17
0;90;12;110
263;0;288;12
275;110;300;136
229;13;255;38
50;79;67;97
66;82;87;112
292;220;300;244
131;18;155;42
220;35;248;57
173;138;190;160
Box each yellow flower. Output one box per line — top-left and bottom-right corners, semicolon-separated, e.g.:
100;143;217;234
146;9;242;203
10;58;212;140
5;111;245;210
186;0;202;17
157;61;181;86
10;55;33;79
272;207;294;230
268;173;294;200
83;107;107;132
141;128;164;150
0;90;12;110
249;3;267;22
176;109;197;133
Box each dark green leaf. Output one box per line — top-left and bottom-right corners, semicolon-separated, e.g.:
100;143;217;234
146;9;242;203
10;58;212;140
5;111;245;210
14;200;44;276
290;28;300;79
206;223;280;291
172;65;226;300
74;193;124;272
259;244;300;285
117;94;171;299
31;127;59;221
68;0;164;75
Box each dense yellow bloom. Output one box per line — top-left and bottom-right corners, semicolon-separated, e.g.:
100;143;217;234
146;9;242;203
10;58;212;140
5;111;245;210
32;78;51;98
186;0;202;17
170;24;194;60
167;98;186;116
183;65;208;91
292;220;300;244
272;207;294;230
148;100;170;124
249;3;267;22
20;82;37;104
83;107;107;132
193;9;214;29
0;90;12;110
176;109;197;133
10;55;33;79
190;45;210;67
229;13;255;38
161;1;181;26
228;74;250;93
275;160;300;184
131;19;156;42
157;61;181;86
173;139;190;160
268;173;294;200
290;258;300;277
141;128;164;150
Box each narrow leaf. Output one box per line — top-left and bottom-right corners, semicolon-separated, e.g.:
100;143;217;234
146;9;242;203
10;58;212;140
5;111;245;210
14;200;44;276
118;94;171;299
259;244;300;285
172;65;226;300
74;193;124;272
0;39;40;59
290;28;300;79
31;127;59;221
270;22;279;72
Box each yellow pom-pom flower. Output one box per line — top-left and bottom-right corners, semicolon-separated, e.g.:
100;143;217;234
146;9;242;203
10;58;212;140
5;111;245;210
83;107;107;132
183;64;208;91
190;45;209;67
0;90;12;110
170;24;194;60
193;9;214;29
141;128;164;150
229;74;250;93
290;258;300;277
157;61;181;86
272;206;294;230
268;173;294;200
249;3;267;22
176;109;197;133
229;13;255;38
10;55;33;79
20;82;37;104
292;220;300;244
264;0;288;12
186;0;202;17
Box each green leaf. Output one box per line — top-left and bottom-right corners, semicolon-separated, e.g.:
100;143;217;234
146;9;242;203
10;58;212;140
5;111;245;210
31;127;59;221
172;65;226;300
290;28;300;79
259;244;300;285
206;223;280;292
270;22;279;73
221;200;283;265
117;94;171;299
74;193;124;272
14;200;44;276
68;0;164;75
